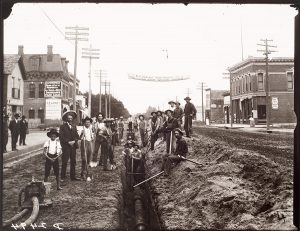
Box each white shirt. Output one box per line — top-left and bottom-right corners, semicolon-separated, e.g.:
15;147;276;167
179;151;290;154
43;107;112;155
82;126;94;141
44;139;62;154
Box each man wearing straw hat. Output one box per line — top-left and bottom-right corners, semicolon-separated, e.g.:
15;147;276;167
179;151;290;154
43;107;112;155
59;110;80;182
183;96;197;138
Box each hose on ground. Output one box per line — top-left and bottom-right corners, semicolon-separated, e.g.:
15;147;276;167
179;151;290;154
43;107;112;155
22;196;39;226
2;209;30;228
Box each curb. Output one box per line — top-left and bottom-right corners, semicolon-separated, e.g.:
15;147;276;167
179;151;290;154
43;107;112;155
4;143;44;162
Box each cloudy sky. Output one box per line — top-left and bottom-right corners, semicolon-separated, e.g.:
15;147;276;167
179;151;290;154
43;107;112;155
4;3;296;114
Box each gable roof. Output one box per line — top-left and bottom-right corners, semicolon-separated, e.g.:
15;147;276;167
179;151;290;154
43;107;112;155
4;54;21;75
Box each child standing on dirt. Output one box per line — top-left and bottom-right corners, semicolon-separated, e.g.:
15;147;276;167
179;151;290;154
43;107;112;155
43;128;63;190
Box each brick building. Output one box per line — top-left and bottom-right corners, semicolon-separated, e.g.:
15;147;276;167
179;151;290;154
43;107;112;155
205;89;227;123
228;57;295;124
17;45;80;128
3;55;26;119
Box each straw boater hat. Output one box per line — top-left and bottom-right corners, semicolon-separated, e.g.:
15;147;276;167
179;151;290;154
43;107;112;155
47;128;59;138
174;128;184;135
139;115;145;120
82;117;93;123
184;96;191;101
165;109;173;115
62;110;77;121
151;111;157;116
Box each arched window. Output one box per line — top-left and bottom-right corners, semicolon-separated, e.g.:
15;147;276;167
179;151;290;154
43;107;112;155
39;83;44;98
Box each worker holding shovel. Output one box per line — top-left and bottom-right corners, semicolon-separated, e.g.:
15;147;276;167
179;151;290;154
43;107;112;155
161;128;188;176
162;109;179;154
80;117;95;181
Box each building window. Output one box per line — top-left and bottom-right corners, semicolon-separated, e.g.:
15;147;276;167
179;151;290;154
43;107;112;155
249;75;252;91
29;83;36;98
287;72;294;90
39;83;44;98
66;86;69;99
29;109;35;119
69;85;73;98
257;73;264;90
12;88;20;99
239;80;241;94
38;109;44;123
30;58;39;71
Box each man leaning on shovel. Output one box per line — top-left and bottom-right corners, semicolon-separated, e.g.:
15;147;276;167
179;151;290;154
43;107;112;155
161;128;188;176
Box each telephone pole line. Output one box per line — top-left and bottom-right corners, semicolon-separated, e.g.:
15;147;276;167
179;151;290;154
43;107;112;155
94;70;107;113
81;45;100;117
65;25;89;112
223;72;233;128
103;80;111;118
197;82;208;122
257;39;277;132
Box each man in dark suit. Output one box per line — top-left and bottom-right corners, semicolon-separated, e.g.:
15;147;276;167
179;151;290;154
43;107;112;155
9;113;20;151
59;111;80;182
183;97;197;138
19;115;28;145
3;114;9;153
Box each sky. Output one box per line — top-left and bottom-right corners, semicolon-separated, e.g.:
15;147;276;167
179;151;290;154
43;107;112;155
4;3;297;114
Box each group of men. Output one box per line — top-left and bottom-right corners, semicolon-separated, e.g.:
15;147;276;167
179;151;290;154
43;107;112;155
2;113;28;153
42;110;126;191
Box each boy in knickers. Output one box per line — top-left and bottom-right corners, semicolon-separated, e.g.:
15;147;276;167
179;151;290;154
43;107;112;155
43;128;63;190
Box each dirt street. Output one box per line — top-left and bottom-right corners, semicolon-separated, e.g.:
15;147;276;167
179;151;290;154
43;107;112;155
3;146;123;230
146;127;295;230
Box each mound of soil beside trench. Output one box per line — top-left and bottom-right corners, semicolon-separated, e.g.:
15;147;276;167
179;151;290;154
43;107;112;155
146;135;295;230
3;146;124;230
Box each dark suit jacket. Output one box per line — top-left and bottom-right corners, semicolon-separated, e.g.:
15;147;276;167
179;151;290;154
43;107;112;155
59;123;79;148
9;119;20;136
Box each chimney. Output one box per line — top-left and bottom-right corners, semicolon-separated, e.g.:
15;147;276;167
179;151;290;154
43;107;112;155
18;45;24;55
47;45;53;62
65;60;69;72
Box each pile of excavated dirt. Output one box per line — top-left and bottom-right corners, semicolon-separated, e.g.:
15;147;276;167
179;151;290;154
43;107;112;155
146;132;295;230
3;146;124;229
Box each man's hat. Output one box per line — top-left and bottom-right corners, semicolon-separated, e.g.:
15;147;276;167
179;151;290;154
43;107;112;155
120;116;123;119
151;111;157;116
82;117;93;123
14;113;20;118
156;110;162;115
47;128;59;138
96;112;105;118
165;109;173;115
168;100;176;105
125;140;135;147
62;110;77;121
184;96;191;101
134;144;140;149
175;101;181;105
174;128;184;135
139;115;145;119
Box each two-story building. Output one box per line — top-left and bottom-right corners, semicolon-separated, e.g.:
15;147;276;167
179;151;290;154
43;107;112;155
17;45;81;128
228;57;295;124
3;55;26;119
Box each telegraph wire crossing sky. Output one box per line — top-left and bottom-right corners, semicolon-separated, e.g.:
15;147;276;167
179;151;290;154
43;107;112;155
4;3;296;114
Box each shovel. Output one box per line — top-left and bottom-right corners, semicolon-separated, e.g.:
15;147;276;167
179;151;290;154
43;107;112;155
83;138;92;181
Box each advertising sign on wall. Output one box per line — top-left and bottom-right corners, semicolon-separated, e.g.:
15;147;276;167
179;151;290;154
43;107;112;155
45;81;62;97
46;98;61;120
272;97;279;110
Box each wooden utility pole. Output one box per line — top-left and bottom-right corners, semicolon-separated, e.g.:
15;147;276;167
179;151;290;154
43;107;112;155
94;70;107;113
81;45;100;117
108;82;111;118
196;82;207;122
65;26;89;112
257;39;277;132
103;80;110;118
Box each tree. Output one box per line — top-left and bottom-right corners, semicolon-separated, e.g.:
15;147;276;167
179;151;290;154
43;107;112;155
83;92;130;119
144;106;157;118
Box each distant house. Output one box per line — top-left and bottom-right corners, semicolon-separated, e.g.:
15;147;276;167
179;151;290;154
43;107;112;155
205;89;227;123
17;45;80;128
3;55;26;119
228;57;295;124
